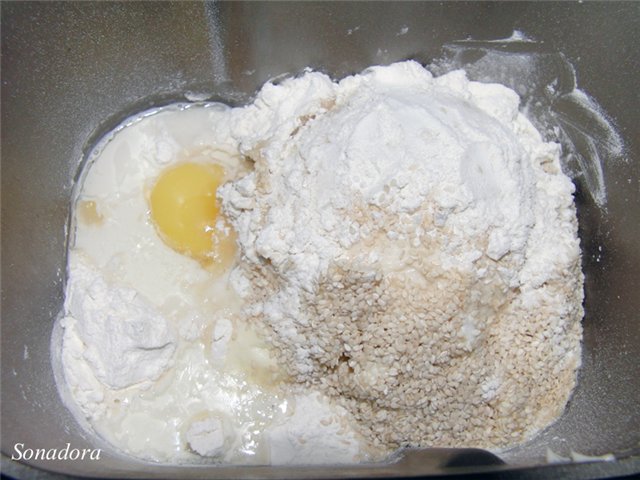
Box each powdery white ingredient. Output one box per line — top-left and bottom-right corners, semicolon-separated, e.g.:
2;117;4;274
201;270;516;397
266;393;363;465
186;416;228;458
220;60;583;451
62;253;176;390
223;63;538;293
59;314;108;420
433;37;626;209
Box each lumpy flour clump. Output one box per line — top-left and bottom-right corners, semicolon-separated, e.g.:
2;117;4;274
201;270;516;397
221;61;583;450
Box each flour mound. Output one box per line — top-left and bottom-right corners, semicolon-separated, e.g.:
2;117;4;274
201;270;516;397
220;61;583;450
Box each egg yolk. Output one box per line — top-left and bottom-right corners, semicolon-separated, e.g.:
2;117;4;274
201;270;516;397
149;162;235;268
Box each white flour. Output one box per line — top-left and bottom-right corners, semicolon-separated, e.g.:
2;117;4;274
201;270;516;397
62;254;176;391
222;63;541;293
265;393;362;464
220;61;583;449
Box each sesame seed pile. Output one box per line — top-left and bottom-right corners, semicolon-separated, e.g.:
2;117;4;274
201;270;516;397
237;196;583;452
222;62;585;455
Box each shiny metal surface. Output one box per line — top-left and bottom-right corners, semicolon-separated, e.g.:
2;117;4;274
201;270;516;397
2;1;639;478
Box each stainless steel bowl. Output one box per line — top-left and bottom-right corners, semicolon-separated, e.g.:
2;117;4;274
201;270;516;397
2;2;639;478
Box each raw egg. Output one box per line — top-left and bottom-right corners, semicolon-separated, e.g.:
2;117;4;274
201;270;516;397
149;161;236;268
